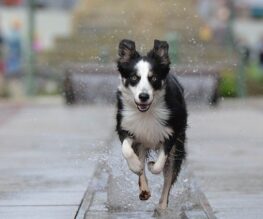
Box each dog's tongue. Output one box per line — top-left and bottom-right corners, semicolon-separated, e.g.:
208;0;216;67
137;104;150;112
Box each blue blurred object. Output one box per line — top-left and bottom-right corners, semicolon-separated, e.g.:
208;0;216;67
0;29;4;71
251;6;263;18
5;27;22;76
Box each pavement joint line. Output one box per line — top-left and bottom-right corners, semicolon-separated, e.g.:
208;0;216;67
74;133;115;219
74;161;107;219
193;181;216;219
182;167;216;219
199;193;216;219
0;205;79;207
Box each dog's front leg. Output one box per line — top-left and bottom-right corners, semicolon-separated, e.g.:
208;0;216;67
147;145;167;174
122;138;143;175
137;147;151;201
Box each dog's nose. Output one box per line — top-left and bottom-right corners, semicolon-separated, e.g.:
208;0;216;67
139;93;149;102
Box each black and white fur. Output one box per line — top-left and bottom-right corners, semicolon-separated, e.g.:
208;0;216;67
116;39;187;211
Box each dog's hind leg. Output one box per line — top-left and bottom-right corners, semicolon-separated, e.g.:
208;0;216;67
137;147;151;201
157;144;185;210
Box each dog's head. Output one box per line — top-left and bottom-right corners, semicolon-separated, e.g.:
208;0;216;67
117;39;170;112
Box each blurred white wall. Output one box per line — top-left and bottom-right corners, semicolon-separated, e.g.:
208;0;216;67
0;7;72;49
236;0;263;7
234;19;263;47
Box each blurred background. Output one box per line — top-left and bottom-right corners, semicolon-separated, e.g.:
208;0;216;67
0;0;262;101
0;1;263;219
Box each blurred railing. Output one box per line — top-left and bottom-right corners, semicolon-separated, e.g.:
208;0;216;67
63;64;220;106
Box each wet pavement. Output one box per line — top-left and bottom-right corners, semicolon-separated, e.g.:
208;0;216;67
0;102;114;219
187;98;263;219
78;138;215;219
0;98;263;219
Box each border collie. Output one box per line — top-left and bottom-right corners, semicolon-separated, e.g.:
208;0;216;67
116;39;187;211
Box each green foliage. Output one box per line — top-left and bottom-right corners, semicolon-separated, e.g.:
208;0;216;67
219;62;263;97
246;62;263;95
246;62;263;81
219;69;237;97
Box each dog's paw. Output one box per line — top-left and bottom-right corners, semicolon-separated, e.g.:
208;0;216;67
147;161;162;174
127;155;143;175
139;190;151;201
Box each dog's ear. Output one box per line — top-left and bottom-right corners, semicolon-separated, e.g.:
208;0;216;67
149;40;170;65
118;39;138;63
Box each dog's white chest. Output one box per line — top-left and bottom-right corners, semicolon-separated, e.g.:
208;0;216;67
121;103;173;148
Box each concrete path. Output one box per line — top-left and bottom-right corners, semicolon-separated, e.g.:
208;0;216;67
187;98;263;219
0;101;114;219
0;98;262;218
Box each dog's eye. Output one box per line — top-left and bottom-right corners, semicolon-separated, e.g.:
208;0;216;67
130;75;138;81
151;76;157;82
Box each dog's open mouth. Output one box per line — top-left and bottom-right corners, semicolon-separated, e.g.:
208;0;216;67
136;103;151;112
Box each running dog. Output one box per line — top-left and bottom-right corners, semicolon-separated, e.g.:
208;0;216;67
116;39;187;211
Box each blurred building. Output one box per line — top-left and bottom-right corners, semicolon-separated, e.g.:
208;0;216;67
197;0;263;64
39;0;236;67
233;0;263;66
235;0;263;18
0;0;80;97
0;0;78;50
0;0;78;10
